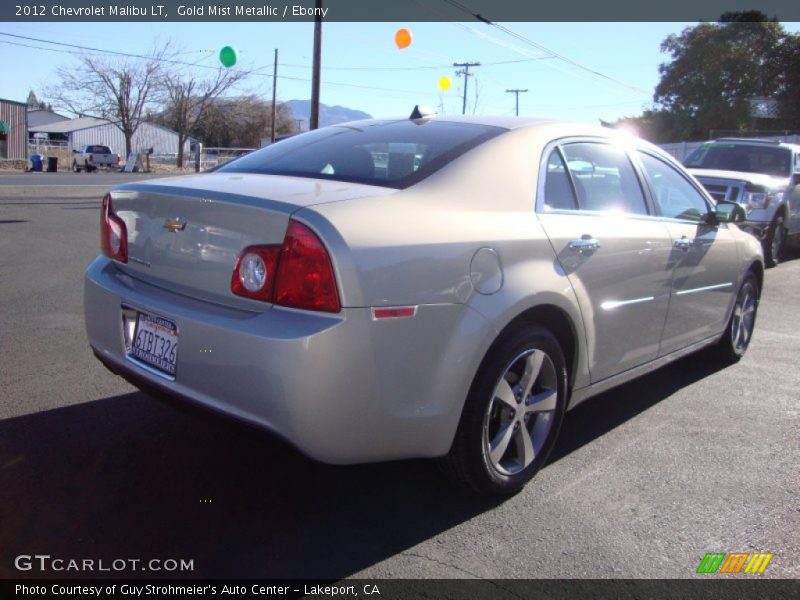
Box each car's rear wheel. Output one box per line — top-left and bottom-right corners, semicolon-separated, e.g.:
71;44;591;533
764;215;786;268
441;324;567;495
714;272;759;363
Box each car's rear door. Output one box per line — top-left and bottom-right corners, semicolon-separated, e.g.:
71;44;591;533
635;150;740;355
536;140;673;383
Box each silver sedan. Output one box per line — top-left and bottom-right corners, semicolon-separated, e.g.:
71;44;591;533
84;113;763;494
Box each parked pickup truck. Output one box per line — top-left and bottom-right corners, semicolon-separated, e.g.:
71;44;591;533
684;138;800;267
72;145;121;172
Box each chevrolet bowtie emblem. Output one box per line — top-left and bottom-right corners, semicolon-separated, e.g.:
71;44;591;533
163;218;188;232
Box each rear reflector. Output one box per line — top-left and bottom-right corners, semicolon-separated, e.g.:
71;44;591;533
371;306;417;320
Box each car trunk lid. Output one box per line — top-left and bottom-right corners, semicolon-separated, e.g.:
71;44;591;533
109;173;393;310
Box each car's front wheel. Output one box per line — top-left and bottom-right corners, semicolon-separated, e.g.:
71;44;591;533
441;324;567;495
764;214;786;268
72;161;81;173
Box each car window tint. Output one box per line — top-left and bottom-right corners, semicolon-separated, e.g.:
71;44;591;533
217;120;506;189
639;152;709;222
543;149;578;211
561;143;648;215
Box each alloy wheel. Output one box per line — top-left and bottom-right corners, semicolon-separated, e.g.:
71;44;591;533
731;281;757;352
482;348;558;476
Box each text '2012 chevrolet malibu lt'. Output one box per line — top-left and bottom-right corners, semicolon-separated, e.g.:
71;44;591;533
85;110;763;494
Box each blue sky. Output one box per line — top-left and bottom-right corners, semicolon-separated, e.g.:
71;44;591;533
2;21;799;126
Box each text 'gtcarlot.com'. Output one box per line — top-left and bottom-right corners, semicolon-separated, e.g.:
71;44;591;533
14;554;194;572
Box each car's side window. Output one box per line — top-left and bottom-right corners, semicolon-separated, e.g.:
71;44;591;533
561;143;648;215
543;149;578;211
638;151;709;222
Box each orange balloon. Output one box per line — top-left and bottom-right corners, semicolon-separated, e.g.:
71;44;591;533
395;28;412;50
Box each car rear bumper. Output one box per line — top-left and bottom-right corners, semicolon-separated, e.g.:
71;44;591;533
84;256;485;464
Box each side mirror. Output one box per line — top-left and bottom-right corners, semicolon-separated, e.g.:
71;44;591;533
792;173;800;187
714;201;746;224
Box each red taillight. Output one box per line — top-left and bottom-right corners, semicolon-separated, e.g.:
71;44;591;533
101;193;127;262
116;155;121;164
231;220;340;313
88;154;94;163
230;245;281;301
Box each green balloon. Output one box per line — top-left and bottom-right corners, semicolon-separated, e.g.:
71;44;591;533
219;46;237;68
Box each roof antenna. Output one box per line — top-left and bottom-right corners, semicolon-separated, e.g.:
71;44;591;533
409;105;436;120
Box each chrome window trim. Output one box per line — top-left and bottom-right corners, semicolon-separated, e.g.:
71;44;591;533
535;136;656;217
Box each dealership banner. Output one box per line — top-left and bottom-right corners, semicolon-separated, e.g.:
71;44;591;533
3;0;800;22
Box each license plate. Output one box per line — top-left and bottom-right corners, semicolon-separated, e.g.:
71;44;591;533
129;312;178;376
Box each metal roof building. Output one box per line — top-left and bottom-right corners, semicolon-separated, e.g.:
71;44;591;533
0;97;28;160
29;118;192;156
28;108;70;129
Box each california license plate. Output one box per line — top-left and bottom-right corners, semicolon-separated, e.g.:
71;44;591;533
129;312;178;376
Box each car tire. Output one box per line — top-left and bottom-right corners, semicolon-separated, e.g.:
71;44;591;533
440;323;567;495
72;161;81;173
764;214;786;268
714;272;759;364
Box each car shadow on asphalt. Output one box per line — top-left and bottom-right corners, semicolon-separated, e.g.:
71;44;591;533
0;389;499;579
1;349;734;580
549;350;726;465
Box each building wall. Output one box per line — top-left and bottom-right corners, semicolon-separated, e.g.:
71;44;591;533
0;99;28;160
69;122;191;156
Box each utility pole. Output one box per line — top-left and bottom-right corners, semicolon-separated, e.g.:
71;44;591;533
295;118;305;132
453;61;480;115
310;0;322;130
271;48;278;143
506;88;528;117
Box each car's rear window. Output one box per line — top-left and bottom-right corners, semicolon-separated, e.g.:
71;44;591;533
88;145;112;154
684;143;792;178
217;120;506;189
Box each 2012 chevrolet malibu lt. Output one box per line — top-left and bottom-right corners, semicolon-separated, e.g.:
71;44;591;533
85;113;763;494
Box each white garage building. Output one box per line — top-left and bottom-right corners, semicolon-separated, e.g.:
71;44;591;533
29;117;192;156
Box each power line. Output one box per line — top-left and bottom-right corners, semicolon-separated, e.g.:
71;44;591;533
0;32;443;99
441;0;650;96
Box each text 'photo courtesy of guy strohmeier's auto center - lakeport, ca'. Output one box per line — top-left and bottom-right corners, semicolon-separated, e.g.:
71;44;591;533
0;1;799;599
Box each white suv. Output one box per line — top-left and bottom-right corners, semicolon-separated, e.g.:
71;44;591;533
684;138;800;266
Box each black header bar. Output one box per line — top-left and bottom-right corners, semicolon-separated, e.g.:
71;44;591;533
3;0;800;23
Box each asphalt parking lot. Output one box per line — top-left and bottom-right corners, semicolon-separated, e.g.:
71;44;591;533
0;176;798;580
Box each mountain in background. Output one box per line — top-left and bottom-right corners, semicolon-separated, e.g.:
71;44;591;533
286;100;371;129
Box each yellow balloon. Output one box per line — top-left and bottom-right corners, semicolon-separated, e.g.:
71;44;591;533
438;76;451;92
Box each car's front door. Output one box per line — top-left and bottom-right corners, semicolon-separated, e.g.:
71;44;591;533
536;142;673;383
636;150;740;355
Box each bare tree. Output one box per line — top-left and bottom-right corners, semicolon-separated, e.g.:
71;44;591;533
191;96;295;149
159;67;250;167
48;43;170;156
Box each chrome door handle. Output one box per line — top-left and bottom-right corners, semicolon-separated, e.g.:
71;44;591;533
568;237;601;253
673;237;693;251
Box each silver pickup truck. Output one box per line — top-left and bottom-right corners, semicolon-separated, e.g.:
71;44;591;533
684;138;800;267
72;145;120;173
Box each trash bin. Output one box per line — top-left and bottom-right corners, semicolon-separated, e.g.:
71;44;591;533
31;154;43;172
47;156;58;172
